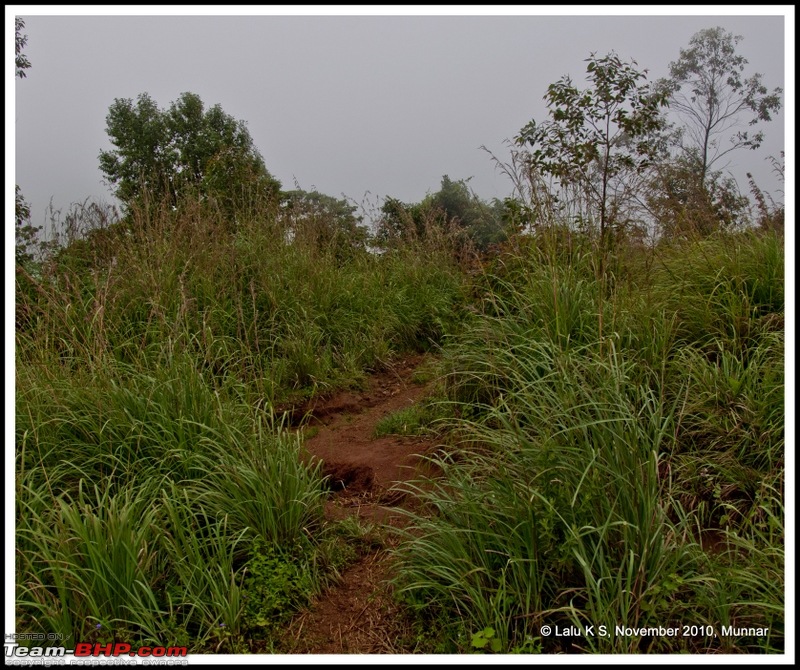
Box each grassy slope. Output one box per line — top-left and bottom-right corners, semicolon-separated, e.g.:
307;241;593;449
392;230;784;653
15;199;467;651
15;197;784;653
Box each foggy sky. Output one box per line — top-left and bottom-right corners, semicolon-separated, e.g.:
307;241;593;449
9;8;789;232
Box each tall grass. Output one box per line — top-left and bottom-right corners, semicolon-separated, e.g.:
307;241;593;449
393;229;784;653
15;359;328;649
17;197;466;402
15;194;467;650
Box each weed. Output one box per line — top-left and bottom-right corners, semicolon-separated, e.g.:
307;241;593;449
241;539;316;638
471;627;502;653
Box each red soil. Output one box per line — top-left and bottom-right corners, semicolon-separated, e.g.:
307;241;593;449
283;354;439;653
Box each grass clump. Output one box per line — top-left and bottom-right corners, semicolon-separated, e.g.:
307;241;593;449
373;400;452;438
15;193;468;650
393;229;784;654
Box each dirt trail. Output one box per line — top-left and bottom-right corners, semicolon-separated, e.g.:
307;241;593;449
283;354;438;653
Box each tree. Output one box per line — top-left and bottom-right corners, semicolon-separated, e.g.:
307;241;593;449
646;154;749;238
429;176;506;250
15;186;42;263
16;18;36;262
376;176;508;252
98;92;281;212
515;52;667;249
515;52;667;350
376;196;430;245
16;17;31;78
281;189;368;258
659;27;782;192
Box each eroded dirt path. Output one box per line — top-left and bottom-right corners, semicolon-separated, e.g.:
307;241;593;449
283;354;438;653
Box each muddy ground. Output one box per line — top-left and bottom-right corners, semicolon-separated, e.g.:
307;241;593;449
281;354;439;654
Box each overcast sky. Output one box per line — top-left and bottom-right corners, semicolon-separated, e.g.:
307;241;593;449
8;8;791;232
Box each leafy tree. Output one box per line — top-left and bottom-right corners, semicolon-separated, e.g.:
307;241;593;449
15;186;41;264
98;92;281;212
515;52;667;350
376;176;508;252
98;93;170;205
429;176;507;250
15;17;31;78
430;176;475;229
281;189;368;258
376;196;430;244
16;18;35;262
646;154;749;237
515;52;668;249
659;27;783;191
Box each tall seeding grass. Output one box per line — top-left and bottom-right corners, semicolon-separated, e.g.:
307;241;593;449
15;196;467;651
393;230;784;653
15;190;784;654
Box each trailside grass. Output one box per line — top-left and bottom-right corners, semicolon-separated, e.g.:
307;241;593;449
392;229;784;654
15;196;467;652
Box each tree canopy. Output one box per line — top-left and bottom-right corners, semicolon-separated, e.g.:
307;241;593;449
515;52;667;243
659;27;782;190
98;92;281;211
376;176;508;252
16;17;31;78
281;189;369;258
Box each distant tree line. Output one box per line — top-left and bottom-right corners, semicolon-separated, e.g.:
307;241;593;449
16;24;783;269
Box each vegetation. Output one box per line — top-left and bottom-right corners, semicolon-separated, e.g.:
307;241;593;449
515;52;667;248
392;228;783;654
15;18;38;264
14;22;783;656
15;17;31;78
14;192;467;652
15;186;39;264
98;92;281;213
377;175;511;252
650;27;783;238
659;27;783;190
